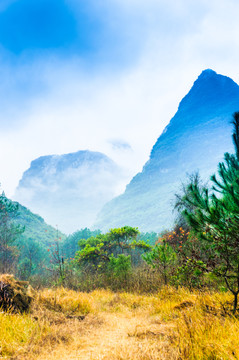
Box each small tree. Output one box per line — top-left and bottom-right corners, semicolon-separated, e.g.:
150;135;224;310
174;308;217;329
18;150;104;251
142;239;176;285
48;228;65;285
180;112;239;313
174;172;204;231
16;237;46;280
75;226;150;272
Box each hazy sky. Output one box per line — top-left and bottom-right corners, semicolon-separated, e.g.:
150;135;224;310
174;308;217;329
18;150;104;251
1;0;239;197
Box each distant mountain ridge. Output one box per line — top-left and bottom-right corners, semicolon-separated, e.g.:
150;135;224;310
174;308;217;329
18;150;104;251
14;150;124;233
95;69;239;232
19;151;116;180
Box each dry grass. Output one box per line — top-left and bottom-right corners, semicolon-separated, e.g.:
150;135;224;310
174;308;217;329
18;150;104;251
0;286;239;359
36;288;96;315
0;311;40;358
174;293;239;359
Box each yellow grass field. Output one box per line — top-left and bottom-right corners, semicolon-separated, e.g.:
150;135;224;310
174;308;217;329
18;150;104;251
1;287;239;359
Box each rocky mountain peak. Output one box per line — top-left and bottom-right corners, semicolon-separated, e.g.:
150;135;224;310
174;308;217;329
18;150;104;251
178;69;239;115
95;70;239;232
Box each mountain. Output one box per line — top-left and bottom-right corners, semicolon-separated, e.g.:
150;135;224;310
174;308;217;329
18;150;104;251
14;150;124;233
95;69;239;232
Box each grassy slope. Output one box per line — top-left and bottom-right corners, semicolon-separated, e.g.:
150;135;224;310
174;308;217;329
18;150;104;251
1;287;238;360
16;202;66;245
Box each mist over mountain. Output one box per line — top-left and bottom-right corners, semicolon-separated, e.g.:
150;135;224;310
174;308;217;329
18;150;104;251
95;70;239;232
14;150;124;233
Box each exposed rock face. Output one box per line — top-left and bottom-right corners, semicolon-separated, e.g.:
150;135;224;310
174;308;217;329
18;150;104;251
95;70;239;232
14;150;123;233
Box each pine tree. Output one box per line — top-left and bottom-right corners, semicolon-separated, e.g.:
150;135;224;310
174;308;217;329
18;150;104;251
181;112;239;313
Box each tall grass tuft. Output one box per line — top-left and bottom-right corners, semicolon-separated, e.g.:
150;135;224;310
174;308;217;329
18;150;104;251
37;287;96;315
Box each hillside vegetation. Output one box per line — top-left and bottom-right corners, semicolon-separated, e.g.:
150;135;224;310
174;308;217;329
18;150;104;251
16;203;66;245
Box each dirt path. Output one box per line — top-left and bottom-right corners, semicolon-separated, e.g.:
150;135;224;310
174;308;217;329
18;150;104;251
36;311;175;360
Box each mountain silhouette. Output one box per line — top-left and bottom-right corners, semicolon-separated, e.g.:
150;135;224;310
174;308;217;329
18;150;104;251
95;70;239;232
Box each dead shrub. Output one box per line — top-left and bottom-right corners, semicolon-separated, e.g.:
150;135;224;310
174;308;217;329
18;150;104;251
0;274;32;313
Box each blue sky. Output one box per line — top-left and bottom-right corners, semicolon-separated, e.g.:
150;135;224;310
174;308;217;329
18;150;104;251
0;0;142;65
0;0;80;53
0;0;239;196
